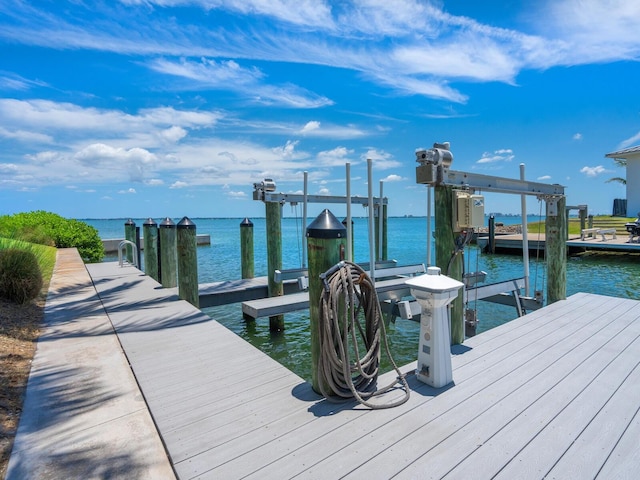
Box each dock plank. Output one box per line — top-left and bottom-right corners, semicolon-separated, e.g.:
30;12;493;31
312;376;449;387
84;262;640;480
210;295;629;480
289;296;638;480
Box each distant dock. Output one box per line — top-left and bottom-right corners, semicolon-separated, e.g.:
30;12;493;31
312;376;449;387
477;232;640;255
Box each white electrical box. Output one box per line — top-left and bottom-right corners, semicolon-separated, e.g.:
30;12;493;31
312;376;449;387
454;191;484;231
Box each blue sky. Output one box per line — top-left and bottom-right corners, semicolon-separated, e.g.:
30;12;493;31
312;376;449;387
1;0;639;220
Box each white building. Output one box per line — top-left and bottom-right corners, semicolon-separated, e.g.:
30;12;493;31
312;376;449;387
605;145;640;217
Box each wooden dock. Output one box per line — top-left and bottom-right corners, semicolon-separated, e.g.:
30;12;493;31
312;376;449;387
478;232;640;254
79;261;640;479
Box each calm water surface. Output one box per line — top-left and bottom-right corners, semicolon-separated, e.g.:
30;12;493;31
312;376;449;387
87;216;640;382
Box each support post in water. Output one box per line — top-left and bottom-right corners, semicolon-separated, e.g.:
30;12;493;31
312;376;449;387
143;218;159;281
374;201;388;261
177;216;198;307
266;201;284;331
342;217;355;261
435;185;465;345
124;219;136;264
159;217;177;288
307;209;347;395
240;217;254;280
488;214;496;254
545;195;567;304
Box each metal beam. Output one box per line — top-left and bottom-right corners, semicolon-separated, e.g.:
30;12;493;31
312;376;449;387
416;165;564;196
464;277;525;303
442;169;565;196
257;191;387;206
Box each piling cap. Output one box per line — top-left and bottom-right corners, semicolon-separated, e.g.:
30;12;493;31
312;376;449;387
240;217;253;227
405;266;464;294
306;209;347;239
159;217;175;228
177;216;196;229
124;218;135;226
143;217;157;227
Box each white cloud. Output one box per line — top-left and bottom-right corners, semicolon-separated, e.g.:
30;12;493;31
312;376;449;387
316;146;354;167
271;140;302;160
160;126;188;143
0;163;19;173
118;188;137;194
226;190;247;199
134;0;335;28
0;126;53;143
0;100;221;139
360;148;401;169
477;149;515;164
170;181;189;188
296;121;368;139
5;0;640;104
299;121;321;134
74;143;157;182
0;73;47;91
619;130;640;149
535;0;640;65
148;58;333;108
381;174;404;182
537;175;552;180
573;133;583;140
580;165;608;177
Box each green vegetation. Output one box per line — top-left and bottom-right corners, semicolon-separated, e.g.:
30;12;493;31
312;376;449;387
0;211;104;263
0;249;42;304
606;157;627;186
0;242;56;304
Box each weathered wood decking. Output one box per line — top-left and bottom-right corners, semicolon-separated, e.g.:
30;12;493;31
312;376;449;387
82;261;640;479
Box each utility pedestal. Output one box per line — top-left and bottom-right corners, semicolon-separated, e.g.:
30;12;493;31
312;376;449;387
406;266;464;388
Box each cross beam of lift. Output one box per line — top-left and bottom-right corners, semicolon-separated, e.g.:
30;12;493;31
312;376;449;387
253;179;387;207
415;145;565;210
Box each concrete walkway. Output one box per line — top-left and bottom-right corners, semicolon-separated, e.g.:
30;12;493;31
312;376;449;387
6;249;175;479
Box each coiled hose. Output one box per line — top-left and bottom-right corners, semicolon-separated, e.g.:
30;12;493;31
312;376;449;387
317;261;410;409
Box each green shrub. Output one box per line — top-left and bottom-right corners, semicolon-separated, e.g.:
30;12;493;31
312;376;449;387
0;248;43;304
0;211;104;263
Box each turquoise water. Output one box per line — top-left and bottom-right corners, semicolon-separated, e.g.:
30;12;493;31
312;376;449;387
86;216;640;382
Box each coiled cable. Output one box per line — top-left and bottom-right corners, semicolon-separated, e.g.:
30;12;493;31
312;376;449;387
317;261;410;409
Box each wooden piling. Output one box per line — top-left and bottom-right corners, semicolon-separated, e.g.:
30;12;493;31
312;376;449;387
435;185;464;344
159;217;177;288
124;219;136;264
545;196;567;304
580;208;588;232
143;218;159;282
177;217;198;307
307;209;347;395
240;218;254;280
265;201;284;331
488;214;496;254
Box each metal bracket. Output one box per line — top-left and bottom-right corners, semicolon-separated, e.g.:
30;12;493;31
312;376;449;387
537;194;561;216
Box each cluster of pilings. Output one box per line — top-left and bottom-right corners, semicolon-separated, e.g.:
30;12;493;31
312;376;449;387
124;217;199;307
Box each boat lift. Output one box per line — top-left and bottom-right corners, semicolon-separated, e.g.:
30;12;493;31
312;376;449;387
414;142;566;338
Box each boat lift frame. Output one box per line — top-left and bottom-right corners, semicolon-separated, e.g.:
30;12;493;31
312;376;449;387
416;143;566;332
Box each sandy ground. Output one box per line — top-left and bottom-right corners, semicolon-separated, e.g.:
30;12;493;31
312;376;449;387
0;295;45;479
